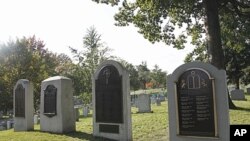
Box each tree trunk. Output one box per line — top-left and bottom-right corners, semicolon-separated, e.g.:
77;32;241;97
204;0;237;109
235;77;240;89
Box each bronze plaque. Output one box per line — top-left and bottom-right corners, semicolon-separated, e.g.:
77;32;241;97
44;85;57;117
15;84;25;117
177;69;215;137
95;65;123;123
99;124;119;134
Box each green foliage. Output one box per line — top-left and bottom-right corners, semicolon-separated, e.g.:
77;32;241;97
79;92;92;106
185;44;250;89
93;0;249;48
118;59;167;91
0;36;48;112
150;65;167;88
93;0;249;71
68;26;114;104
225;46;250;88
137;61;151;89
185;6;250;88
116;58;140;91
0;36;71;112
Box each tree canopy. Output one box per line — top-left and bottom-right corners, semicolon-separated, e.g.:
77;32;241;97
92;0;250;109
92;0;249;67
0;36;66;112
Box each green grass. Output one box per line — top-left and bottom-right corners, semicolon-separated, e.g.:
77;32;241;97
1;96;250;141
230;95;250;124
131;103;168;141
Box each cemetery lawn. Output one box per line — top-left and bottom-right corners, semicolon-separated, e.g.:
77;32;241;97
1;95;250;141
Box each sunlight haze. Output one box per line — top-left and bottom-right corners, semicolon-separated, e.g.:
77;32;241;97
0;0;194;73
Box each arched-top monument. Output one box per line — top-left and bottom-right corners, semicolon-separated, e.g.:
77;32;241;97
92;60;132;141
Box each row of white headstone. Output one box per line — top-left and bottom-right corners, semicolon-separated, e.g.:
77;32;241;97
13;60;231;141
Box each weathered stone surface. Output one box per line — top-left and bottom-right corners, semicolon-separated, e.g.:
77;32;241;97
167;62;229;141
93;60;132;141
14;79;34;131
137;94;151;113
247;88;250;94
230;89;246;100
40;76;75;133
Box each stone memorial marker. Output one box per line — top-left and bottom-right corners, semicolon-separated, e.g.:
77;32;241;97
7;121;11;129
40;76;75;133
167;62;229;141
137;94;151;113
13;79;34;131
92;60;132;141
151;97;156;104
83;106;89;117
0;125;5;131
156;98;161;106
247;87;250;94
230;89;246;100
130;95;136;107
74;107;80;121
34;115;39;124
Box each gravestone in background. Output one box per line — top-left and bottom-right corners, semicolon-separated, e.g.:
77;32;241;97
13;79;34;131
156;98;161;106
137;94;151;113
83;106;89;117
167;62;229;141
40;76;75;133
34;115;39;124
92;60;132;141
131;95;137;107
74;107;80;121
151;97;156;104
230;89;246;100
247;88;250;94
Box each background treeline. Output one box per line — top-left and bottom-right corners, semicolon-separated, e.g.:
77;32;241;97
0;27;167;113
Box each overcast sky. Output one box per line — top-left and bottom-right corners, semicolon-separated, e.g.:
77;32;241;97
0;0;194;73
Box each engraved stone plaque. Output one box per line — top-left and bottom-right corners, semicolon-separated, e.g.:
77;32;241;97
15;84;25;117
44;85;57;117
95;65;123;123
177;69;215;137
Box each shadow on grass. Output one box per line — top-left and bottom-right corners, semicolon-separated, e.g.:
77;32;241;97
31;130;115;141
235;107;250;112
79;114;93;118
65;131;115;141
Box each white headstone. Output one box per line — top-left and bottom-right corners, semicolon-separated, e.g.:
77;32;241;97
137;94;151;113
230;89;246;100
40;76;75;133
13;79;34;131
83;106;88;117
0;125;6;131
167;62;229;141
151;97;156;104
92;60;132;141
7;121;11;129
34;115;39;124
156;98;161;106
